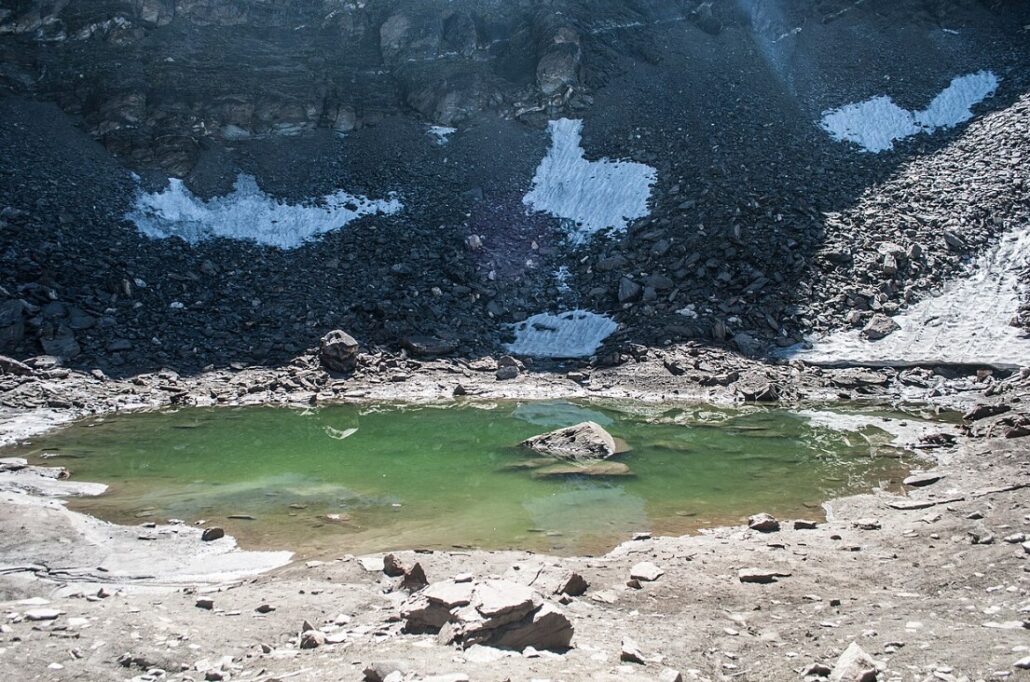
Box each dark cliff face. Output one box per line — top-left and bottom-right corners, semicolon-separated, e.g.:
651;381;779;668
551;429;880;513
1;0;582;175
3;0;1015;177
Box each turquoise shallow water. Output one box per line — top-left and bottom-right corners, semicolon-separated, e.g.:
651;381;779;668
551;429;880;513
5;400;935;556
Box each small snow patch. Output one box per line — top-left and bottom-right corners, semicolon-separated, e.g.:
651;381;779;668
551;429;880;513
427;125;457;145
820;71;999;152
524;118;656;243
554;266;572;292
127;174;402;250
787;225;1030;369
506;309;617;358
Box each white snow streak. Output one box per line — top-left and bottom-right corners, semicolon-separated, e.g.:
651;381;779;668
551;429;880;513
127;174;402;250
524;118;656;243
789;226;1030;369
820;71;999;153
506;309;618;358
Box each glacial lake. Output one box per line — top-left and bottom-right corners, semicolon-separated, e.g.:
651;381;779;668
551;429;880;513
6;400;943;556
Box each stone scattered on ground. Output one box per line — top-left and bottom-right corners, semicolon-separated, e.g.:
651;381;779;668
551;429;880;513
738;567;792;584
620;636;646;664
829;642;883;681
748;512;780;532
629;561;664;582
402;578;573;651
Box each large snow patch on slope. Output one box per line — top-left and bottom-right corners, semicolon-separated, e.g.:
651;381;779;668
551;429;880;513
820;71;999;153
127;174;402;249
524;118;656;243
788;226;1030;369
506;309;618;358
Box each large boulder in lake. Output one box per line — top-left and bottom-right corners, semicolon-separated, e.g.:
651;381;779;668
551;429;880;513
521;421;617;462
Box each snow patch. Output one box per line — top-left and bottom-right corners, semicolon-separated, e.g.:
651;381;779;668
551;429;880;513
820;71;999;152
427;125;457;145
127;174;402;250
506;309;618;358
788;226;1030;369
524;118;656;243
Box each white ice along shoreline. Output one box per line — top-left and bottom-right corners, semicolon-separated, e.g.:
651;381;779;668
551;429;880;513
820;71;999;153
506;310;618;358
787;226;1030;369
523;118;656;244
127;174;403;249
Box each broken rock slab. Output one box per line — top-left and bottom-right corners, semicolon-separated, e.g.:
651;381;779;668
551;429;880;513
520;421;617;462
402;579;573;651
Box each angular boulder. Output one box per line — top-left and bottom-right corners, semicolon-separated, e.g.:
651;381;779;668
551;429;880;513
402;579;573;651
520;421;617;462
829;642;882;681
401;579;474;633
861;314;899;341
319;329;359;372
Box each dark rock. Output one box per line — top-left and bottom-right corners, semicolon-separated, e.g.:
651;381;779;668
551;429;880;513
402;335;458;357
40;324;80;359
400;563;429;592
0;300;26;351
861;314;899;341
495;365;519;381
319;330;359;372
200;527;225;542
738;567;791;584
618;277;643;303
383;553;406;577
748;513;780;532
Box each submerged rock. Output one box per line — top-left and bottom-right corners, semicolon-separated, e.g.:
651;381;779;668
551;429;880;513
530;461;631;478
521;421;617;462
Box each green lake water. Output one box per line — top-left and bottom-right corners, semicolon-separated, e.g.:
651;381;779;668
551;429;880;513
6;401;936;556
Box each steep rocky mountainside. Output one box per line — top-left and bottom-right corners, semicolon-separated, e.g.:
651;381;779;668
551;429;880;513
0;0;1028;375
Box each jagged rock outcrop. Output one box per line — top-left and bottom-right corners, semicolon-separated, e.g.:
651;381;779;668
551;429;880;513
402;578;574;651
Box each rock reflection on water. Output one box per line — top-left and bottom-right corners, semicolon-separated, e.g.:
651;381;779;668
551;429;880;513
523;483;648;539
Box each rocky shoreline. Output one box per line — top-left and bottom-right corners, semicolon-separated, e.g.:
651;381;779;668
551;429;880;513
2;352;1030;680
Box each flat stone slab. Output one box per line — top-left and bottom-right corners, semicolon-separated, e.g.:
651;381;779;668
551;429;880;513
424;580;475;609
903;472;943;487
630;561;664;582
738;568;791;584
